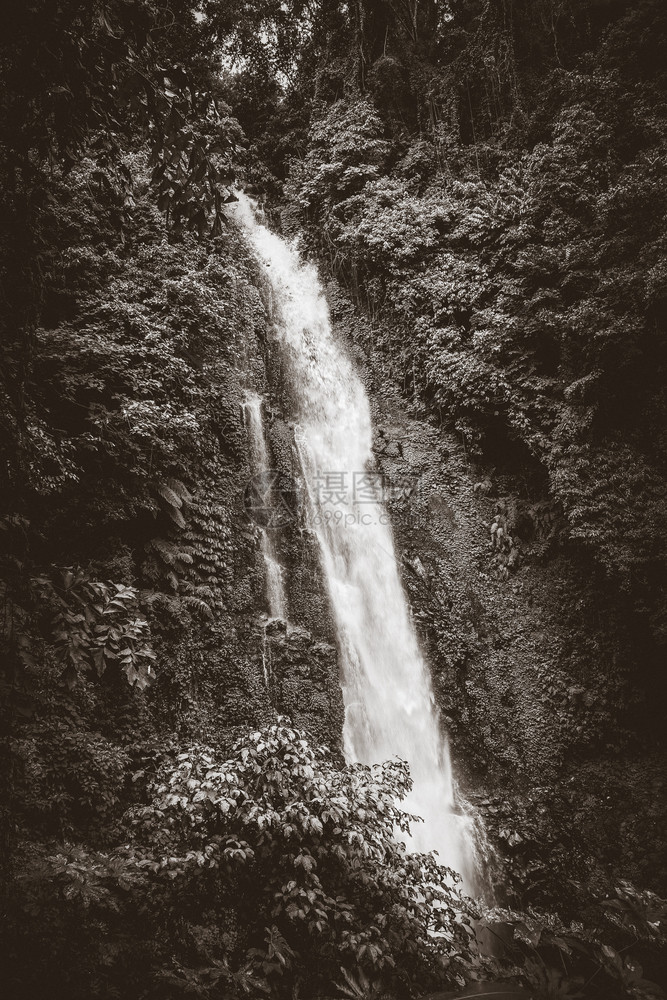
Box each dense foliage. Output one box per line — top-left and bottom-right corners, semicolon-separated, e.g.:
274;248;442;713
2;1;667;998
0;14;274;982
274;0;667;673
6;723;476;998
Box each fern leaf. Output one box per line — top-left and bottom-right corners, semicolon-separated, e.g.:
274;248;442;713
168;506;186;529
149;538;179;564
181;596;213;618
166;477;193;503
157;484;183;508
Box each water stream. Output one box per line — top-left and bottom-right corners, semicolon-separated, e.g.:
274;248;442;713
242;391;288;622
233;194;482;893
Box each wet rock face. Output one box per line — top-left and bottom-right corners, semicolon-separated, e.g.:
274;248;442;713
368;393;573;786
262;619;343;754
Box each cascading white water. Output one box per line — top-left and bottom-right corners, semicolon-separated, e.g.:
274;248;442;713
242;391;287;621
233;194;481;892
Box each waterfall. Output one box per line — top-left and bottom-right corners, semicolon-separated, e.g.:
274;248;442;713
242;391;287;622
233;194;481;893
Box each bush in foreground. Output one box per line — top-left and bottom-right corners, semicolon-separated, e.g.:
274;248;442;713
6;722;477;998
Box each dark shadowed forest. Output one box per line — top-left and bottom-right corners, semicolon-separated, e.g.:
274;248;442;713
1;2;666;998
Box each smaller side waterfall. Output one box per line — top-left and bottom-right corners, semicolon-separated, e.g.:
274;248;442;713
242;392;287;621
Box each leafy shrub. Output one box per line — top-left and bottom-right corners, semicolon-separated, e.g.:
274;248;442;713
5;724;478;998
33;567;156;690
481;881;667;999
126;721;477;997
285;99;389;226
13;726;131;836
